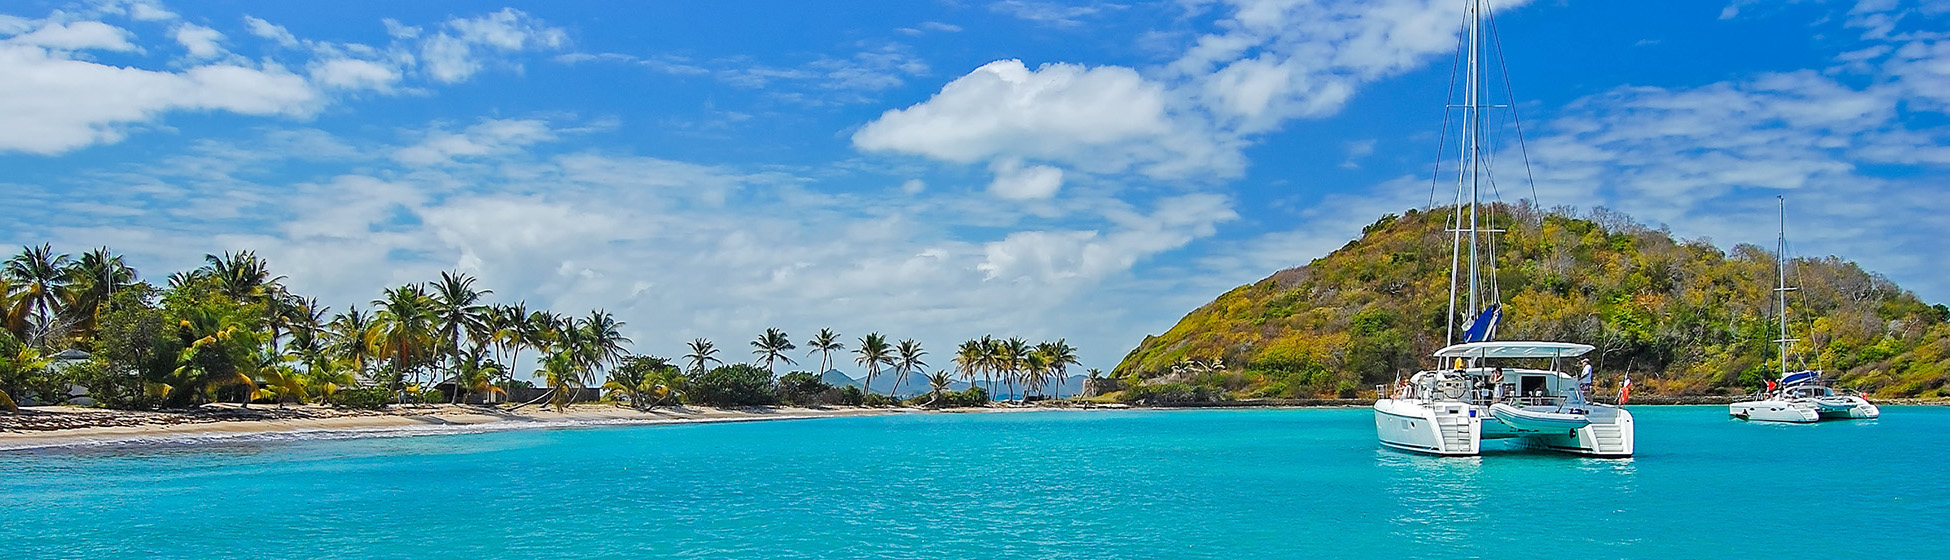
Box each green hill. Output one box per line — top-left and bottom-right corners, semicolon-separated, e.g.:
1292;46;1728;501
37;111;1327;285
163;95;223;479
1112;204;1950;399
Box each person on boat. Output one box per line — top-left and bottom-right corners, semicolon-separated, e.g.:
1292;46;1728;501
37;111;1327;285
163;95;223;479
1491;368;1507;400
1578;359;1594;397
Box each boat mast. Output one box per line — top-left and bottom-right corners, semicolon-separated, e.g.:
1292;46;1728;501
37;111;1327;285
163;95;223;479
1774;196;1798;384
1447;0;1486;346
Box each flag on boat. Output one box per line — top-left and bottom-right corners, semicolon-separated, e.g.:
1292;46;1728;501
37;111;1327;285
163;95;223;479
1461;303;1501;343
1766;379;1777;393
1780;370;1819;387
1619;374;1633;404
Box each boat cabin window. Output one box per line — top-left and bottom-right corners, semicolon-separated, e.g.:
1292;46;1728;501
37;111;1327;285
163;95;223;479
1519;375;1546;396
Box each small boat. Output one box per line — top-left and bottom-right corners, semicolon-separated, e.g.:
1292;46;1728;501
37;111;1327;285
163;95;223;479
1489;403;1591;432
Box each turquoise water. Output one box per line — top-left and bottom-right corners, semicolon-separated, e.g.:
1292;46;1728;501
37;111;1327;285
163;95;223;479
4;406;1947;559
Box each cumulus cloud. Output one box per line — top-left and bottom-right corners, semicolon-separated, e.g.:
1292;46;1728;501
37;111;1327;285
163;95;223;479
309;58;401;91
419;8;565;83
394;118;558;166
242;15;298;47
171;23;223;59
987;159;1065;200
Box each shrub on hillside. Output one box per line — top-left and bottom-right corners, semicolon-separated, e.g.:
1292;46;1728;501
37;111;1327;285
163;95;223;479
777;371;840;406
689;364;777;407
1119;383;1231;405
861;393;900;407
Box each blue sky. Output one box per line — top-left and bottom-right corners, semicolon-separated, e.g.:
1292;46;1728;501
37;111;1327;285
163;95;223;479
4;0;1949;376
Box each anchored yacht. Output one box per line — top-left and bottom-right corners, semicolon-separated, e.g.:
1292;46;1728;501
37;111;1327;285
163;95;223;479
1371;0;1632;458
1730;198;1880;423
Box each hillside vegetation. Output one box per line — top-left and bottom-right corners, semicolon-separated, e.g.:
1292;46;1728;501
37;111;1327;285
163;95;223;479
1112;204;1950;399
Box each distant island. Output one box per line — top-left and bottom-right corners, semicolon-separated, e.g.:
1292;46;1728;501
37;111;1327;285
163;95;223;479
1111;204;1949;402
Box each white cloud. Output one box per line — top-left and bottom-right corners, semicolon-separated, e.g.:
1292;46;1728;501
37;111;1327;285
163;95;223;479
988;1;1126;27
900;179;926;194
394;118;558;166
987;158;1065;200
420;8;566;83
309;58;401;91
171;23;224;59
4;20;137;51
242;15;299;47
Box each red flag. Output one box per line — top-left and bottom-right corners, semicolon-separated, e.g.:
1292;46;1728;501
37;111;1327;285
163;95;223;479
1766;379;1778;393
1619;375;1633;405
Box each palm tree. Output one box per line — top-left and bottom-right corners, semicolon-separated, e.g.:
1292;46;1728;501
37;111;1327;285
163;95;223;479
199;250;285;303
1001;337;1030;400
806;328;844;373
1021;351;1051;398
893;338;927;398
574;310;631;386
373;284;437;403
750;327;796;375
328;306;380;385
977;335;1002;394
1038;340;1081;399
954;340;983;393
603;355;683;410
430;271;492;400
4;244;75;346
854;333;893;397
537;350;583;412
926;370;954;408
61;247;136;343
684;338;722;374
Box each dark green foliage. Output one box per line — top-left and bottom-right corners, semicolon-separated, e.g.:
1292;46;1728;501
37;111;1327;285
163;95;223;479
687;364;777;407
1118;383;1231;405
776;371;849;406
938;386;989;407
861;393;900;407
328;387;396;410
1115;204;1950;398
835;385;864;406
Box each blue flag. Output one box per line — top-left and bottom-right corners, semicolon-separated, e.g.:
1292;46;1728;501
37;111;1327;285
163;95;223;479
1461;303;1501;343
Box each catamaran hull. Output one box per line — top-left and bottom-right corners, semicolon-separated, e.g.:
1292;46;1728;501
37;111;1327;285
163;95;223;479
1805;397;1879;420
1730;400;1819;423
1499;406;1634;458
1374;399;1479;456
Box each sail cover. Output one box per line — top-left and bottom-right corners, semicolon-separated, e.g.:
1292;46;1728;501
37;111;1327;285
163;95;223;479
1461;303;1501;343
1780;370;1820;387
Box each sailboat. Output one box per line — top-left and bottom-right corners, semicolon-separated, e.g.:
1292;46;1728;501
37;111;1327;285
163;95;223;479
1371;0;1633;457
1729;198;1879;422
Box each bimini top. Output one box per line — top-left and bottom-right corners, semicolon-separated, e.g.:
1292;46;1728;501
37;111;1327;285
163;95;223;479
1432;341;1595;359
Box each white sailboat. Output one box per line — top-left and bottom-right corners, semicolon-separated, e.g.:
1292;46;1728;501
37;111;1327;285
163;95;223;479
1371;0;1633;458
1730;198;1879;422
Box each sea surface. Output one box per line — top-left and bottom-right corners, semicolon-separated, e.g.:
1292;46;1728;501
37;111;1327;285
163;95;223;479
3;406;1946;559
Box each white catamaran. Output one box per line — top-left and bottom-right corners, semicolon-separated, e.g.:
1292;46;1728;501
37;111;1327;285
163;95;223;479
1729;198;1880;423
1372;0;1633;457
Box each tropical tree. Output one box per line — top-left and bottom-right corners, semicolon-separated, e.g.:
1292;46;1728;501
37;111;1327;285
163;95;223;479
926;370;954;408
603;355;684;409
893;338;927;397
62;247;136;343
163;306;264;408
1037;340;1081;399
537;350;583;412
452;347;507;404
573;310;631;385
955;339;983;393
373;284;437;402
327;306;381;385
430;271;492;399
1021;351;1052;398
854;333;893;396
1000;337;1030;400
4;244;75;346
198;251;284;304
684;338;722;374
750;327;796;375
806;328;843;373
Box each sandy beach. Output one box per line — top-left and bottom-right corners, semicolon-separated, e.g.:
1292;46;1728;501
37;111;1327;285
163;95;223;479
0;403;942;450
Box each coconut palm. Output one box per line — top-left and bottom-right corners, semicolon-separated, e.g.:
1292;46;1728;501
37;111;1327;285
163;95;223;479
954;340;983;393
537;350;582;412
4;244;75;346
750;327;796;375
1021;351;1052;398
854;333;893;396
684;338;721;374
573;310;631;384
892;338;926;398
166;306;264;407
61;247;136;342
978;335;1002;394
430;271;492;399
926;370;954;408
806;328;844;373
452;347;507;404
603;355;683;409
373;284;437;402
1037;340;1081;399
198;250;285;303
328;306;381;385
1000;337;1030;400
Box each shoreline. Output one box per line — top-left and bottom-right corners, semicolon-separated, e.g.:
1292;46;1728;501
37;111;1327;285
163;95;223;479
0;404;945;451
